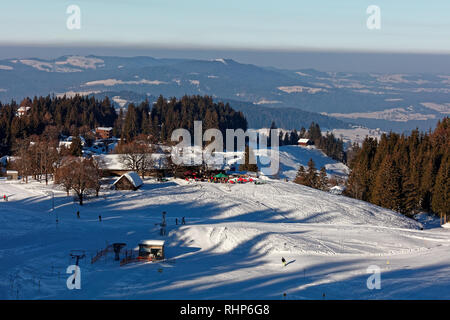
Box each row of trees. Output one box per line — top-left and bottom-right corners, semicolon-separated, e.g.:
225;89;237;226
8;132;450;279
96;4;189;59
344;118;449;218
115;95;248;144
294;158;329;191
0;95;117;155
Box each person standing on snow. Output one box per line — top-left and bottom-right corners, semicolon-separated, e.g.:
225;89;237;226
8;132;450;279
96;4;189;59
281;257;286;267
182;217;186;225
76;211;80;219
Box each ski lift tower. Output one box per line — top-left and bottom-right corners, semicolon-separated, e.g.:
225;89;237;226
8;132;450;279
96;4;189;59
113;243;127;261
160;211;167;236
70;250;86;266
69;250;85;285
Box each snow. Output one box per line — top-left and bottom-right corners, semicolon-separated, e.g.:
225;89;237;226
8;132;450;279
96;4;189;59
140;240;165;246
326;107;437;122
212;58;227;65
330;185;344;195
19;59;82;73
96;127;113;131
278;86;327;94
326;126;384;146
255;145;349;180
82;79;167;87
55;56;104;70
0;65;13;70
56;90;101;98
0;176;449;300
112;96;128;107
98;154;167;170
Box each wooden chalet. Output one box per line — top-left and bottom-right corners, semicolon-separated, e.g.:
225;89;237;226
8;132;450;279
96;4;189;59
113;172;143;190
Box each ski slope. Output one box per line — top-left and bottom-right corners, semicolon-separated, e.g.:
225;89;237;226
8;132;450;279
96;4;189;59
0;178;449;300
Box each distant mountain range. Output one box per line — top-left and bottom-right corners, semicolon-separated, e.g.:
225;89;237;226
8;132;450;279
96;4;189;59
0;55;448;132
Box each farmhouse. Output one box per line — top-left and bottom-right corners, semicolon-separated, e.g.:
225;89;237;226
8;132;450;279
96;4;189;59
95;127;113;140
298;138;313;147
113;172;143;190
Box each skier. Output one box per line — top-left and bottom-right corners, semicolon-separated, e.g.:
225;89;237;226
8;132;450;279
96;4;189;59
281;257;286;267
175;218;178;225
3;194;6;201
182;217;186;225
76;211;80;219
98;215;102;222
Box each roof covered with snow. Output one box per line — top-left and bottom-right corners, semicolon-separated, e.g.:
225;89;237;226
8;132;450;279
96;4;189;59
96;127;113;131
139;240;165;246
113;171;143;188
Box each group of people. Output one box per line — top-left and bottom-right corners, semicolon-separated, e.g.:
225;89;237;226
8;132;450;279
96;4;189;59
175;217;186;225
75;210;102;222
208;177;228;184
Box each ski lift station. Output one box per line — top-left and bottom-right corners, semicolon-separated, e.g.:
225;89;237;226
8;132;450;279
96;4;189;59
138;240;165;261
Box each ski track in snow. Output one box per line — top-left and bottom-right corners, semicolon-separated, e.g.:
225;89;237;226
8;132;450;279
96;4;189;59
0;178;449;300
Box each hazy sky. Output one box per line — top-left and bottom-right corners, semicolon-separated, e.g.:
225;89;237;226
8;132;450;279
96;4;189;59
1;0;449;53
0;1;449;72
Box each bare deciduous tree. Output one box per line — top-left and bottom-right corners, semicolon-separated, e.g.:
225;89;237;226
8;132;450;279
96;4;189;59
116;136;155;178
55;157;101;205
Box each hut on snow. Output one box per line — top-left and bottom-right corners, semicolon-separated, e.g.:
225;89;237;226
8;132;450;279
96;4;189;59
298;138;313;147
113;172;143;190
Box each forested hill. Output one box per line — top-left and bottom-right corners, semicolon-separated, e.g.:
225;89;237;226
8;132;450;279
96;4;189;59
0;95;117;154
219;99;350;130
0;95;247;155
116;95;248;142
345;117;449;218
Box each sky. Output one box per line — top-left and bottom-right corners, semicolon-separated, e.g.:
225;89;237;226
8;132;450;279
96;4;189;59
0;1;449;72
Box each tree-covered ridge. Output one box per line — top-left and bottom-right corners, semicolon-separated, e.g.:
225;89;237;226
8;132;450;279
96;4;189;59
0;95;117;154
115;95;248;143
345;117;449;218
0;94;248;155
150;95;248;143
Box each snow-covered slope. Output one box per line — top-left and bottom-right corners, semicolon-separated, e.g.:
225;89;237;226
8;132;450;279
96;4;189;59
256;145;348;179
0;178;449;300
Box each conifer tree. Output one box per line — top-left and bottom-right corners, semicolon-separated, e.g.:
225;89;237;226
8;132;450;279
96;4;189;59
371;156;402;212
318;167;329;191
69;136;83;157
239;145;259;172
294;165;307;185
432;153;449;222
305;158;318;188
